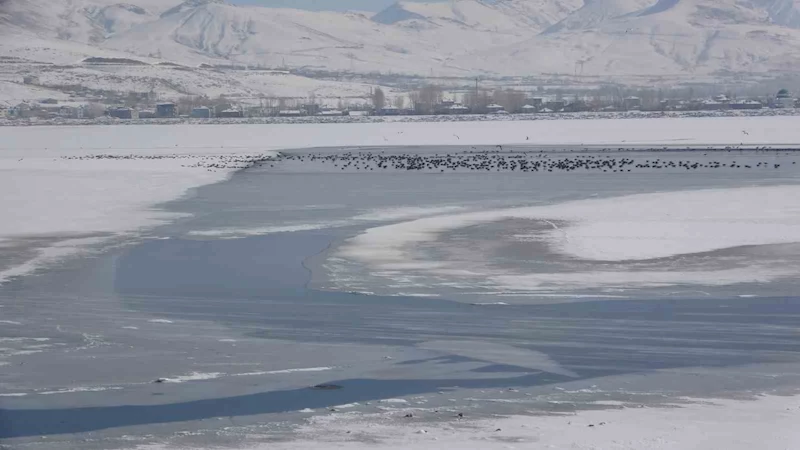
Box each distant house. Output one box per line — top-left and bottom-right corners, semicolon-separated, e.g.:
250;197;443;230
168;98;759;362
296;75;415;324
11;103;31;118
379;106;400;116
544;100;565;112
623;96;641;110
701;99;728;111
156;103;177;118
521;104;537;113
138;110;157;119
109;107;138;119
486;103;505;113
278;110;304;117
317;109;346;116
217;108;243;118
731;100;762;110
302;104;320;116
190;107;211;119
57;106;83;119
447;104;469;115
776;89;794;108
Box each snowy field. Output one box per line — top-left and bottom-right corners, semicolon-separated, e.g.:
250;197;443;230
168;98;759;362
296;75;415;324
142;394;799;450
3;117;800;449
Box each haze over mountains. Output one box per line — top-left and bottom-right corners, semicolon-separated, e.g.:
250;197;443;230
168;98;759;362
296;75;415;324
3;0;800;91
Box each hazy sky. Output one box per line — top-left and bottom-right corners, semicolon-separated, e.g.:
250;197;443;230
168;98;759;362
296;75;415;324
228;0;445;12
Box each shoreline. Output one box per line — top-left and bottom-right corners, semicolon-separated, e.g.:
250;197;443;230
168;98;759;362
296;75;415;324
3;108;800;128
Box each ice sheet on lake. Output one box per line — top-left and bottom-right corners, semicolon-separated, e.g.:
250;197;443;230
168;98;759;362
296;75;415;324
188;206;467;239
418;340;578;378
3;118;800;284
159;372;224;383
336;185;800;295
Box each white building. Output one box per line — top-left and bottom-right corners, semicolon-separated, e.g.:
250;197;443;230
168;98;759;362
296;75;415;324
447;104;469;114
486;103;505;113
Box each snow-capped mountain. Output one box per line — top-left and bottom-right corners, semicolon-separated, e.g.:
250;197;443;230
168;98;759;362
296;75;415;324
4;0;800;87
372;0;583;32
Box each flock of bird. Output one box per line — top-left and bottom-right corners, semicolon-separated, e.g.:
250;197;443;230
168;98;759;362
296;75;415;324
273;150;797;174
60;148;798;174
61;153;276;171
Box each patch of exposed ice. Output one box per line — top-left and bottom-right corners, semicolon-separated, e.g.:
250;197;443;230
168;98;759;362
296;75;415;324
160;372;223;383
0;236;109;284
0;337;49;342
380;398;409;404
38;386;124;395
332;403;359;409
148;319;174;324
393;292;441;298
188;222;349;238
354;206;467;222
235;367;334;376
417;340;578;378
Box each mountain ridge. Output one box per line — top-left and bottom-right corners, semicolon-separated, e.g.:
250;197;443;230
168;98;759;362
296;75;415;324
3;0;800;82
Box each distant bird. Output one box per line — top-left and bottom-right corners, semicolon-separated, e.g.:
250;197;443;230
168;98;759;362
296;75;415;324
742;130;749;135
453;134;460;140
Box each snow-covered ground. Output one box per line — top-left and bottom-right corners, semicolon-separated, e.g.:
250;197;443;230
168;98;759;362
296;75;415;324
3;116;800;284
6;0;800;81
136;394;800;450
0;62;386;108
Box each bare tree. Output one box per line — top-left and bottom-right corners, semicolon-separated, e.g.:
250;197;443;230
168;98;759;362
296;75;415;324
493;89;526;113
393;96;405;109
372;87;386;110
177;95;202;115
84;103;107;119
410;85;442;114
210;95;232;116
464;89;490;113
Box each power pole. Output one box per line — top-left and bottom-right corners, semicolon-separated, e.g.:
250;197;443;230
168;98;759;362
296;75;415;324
473;77;480;111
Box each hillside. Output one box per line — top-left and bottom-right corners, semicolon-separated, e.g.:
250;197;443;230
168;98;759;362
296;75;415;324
3;0;800;101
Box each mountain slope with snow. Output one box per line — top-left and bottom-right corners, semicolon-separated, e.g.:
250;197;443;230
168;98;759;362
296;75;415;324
4;0;800;84
457;0;800;78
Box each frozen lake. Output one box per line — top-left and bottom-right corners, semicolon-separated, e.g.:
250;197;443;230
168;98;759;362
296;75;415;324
2;143;800;448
